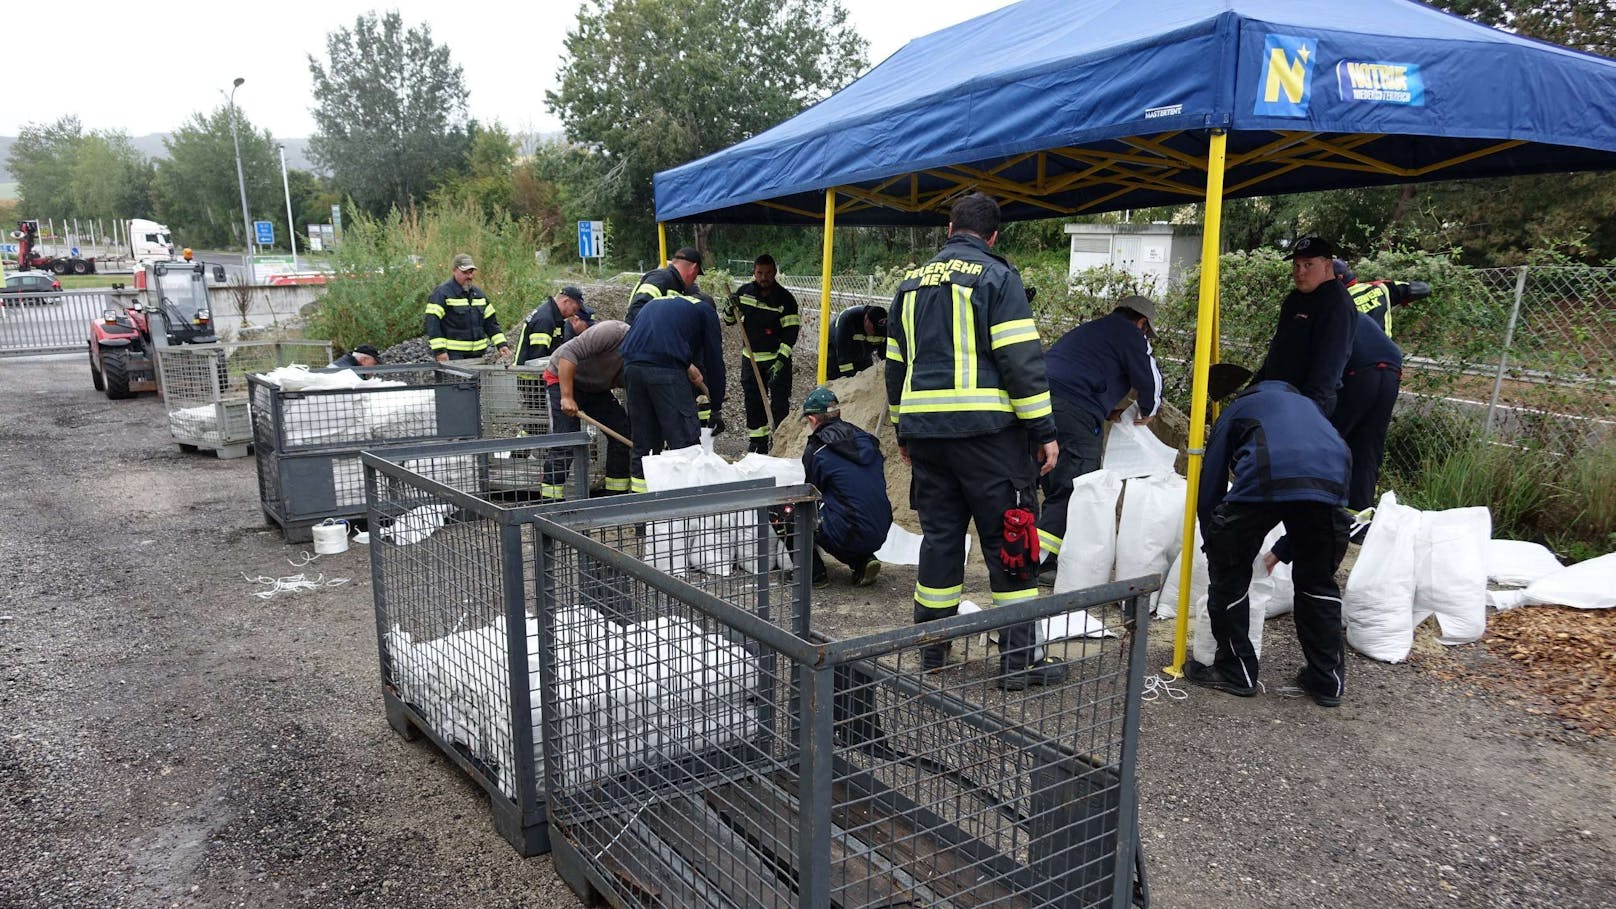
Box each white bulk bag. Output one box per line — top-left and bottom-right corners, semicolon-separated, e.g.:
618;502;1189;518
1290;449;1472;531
1411;506;1491;645
1249;525;1295;619
1054;469;1124;593
1524;552;1616;610
1191;590;1266;667
1485;539;1563;587
1343;491;1419;662
1153;523;1205;620
1114;473;1186;584
1101;404;1178;478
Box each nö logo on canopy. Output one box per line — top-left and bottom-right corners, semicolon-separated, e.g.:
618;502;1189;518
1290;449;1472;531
1254;34;1318;118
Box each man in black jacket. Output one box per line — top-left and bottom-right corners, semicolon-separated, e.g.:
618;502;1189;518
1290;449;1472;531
887;192;1064;690
801;387;891;587
829;304;887;378
1189;380;1352;707
331;345;379;369
425;254;509;362
1248;237;1356;416
626;247;704;323
727;254;800;453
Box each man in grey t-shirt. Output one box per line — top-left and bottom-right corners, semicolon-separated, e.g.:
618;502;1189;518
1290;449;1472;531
543;319;633;495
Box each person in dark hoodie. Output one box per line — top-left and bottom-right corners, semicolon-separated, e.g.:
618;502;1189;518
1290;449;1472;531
800;387;892;587
1248;236;1357;416
1189;380;1352;707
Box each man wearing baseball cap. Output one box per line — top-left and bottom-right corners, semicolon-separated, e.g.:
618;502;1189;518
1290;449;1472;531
424;253;510;363
625;246;705;323
800;387;891;587
1247;236;1357;416
331;344;380;369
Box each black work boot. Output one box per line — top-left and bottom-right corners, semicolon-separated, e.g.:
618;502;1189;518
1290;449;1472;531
1184;659;1258;698
851;557;881;587
998;657;1069;691
913;601;957;672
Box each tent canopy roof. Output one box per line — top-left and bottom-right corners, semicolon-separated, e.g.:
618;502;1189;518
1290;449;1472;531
654;0;1616;225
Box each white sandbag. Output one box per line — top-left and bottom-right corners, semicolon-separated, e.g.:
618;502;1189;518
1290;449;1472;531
1524;552;1616;609
1101;404;1178;478
1487;588;1528;611
381;503;452;545
1249;525;1295;619
1153;523;1204;620
367;388;438;439
1114;473;1186;584
1485;539;1563;587
875;524;972;567
1054;469;1123;593
1042;609;1118;641
732;453;805;486
1411;506;1491;645
1343;491;1419;662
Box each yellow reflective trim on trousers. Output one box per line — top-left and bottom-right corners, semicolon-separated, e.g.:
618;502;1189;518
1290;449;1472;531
1011;391;1052;419
604;477;631;491
914;582;963;609
630;477;649;493
540;484;566;500
952;284;974;391
886;336;905;363
439;338;491;351
748;426;770;438
1037;528;1063;555
991;588;1039;606
424;303;446;318
990;318;1040;350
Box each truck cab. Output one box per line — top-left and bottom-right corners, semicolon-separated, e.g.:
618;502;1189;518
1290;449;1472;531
127;218;177;266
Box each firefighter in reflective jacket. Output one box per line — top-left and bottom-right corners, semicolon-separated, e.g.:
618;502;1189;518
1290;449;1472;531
512;285;592;367
885;192;1066;690
1333;259;1429;338
829;304;888;378
625;247;704;323
425;253;509;362
726;253;800;453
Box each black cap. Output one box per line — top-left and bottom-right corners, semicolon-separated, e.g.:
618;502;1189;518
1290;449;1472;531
1286;236;1335;260
671;247;704;274
866;305;888;334
559;285;585;304
353;344;380;358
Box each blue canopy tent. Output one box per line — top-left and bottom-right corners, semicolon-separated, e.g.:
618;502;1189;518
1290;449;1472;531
650;0;1616;672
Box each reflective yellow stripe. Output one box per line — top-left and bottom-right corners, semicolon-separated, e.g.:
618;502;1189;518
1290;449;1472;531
429;338;449;350
630;477;649;493
604;477;631;491
777;345;792;359
424;303;446;317
1037;528;1063;556
900;289;918;402
540;484;566;500
951;284;973;391
439;338;490;351
991;588;1039;606
914;582;963;609
838;363;856;376
886;336;905;363
1011;391;1053;420
487;332;507;348
888;403;900;424
896;388;1013;414
780;315;800;327
748;426;770;439
742;348;779;362
990;318;1040;350
529;333;552;348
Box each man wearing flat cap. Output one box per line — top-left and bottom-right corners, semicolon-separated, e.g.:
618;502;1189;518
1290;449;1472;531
425;253;510;363
1247;236;1357;416
626;246;706;324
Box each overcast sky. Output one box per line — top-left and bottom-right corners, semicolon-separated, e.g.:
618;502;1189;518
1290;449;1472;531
13;0;1012;140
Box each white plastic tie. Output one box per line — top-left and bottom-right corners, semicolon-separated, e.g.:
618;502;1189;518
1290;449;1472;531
1139;673;1189;702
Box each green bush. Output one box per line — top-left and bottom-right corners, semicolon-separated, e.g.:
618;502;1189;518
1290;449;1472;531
306;199;562;351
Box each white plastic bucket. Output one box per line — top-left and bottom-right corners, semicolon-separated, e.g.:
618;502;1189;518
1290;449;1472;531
312;519;349;555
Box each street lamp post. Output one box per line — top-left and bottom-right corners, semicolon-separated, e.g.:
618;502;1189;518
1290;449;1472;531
225;77;254;264
278;143;298;266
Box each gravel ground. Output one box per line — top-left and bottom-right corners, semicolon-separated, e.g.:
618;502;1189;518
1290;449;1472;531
3;353;1615;909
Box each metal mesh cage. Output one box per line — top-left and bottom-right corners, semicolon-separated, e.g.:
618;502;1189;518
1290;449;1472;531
534;510;1152;909
462;361;614;488
156;340;331;452
362;438;787;854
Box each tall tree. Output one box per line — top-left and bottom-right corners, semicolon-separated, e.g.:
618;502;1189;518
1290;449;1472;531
154;107;283;250
9;117;83;216
548;0;868;258
308;11;472;215
9;118;155;225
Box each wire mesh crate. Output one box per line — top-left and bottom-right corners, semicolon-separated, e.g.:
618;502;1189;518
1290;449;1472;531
533;520;1154;909
250;364;482;542
156;340;332;458
362;436;792;856
461;361;614;490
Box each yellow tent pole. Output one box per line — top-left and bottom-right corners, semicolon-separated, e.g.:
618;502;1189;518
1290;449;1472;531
657;223;668;268
817;188;836;384
1168;129;1228;678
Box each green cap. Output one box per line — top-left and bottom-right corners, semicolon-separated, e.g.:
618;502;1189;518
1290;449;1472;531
801;386;839;418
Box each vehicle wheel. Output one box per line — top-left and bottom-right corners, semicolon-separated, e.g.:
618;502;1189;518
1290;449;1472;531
71;259;89;275
89;347;105;391
50;260;69;275
103;350;133;400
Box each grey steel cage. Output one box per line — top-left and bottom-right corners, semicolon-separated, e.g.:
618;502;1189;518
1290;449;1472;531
461;361;613;489
534;522;1154;909
362;435;798;855
155;340;331;458
250;364;481;541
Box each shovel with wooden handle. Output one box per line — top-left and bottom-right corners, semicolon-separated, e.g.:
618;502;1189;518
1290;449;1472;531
729;301;776;438
574;408;634;448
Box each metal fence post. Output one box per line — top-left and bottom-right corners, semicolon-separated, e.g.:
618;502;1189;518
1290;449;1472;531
1484;265;1529;438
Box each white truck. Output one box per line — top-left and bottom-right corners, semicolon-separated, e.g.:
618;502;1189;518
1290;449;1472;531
126;218;179;266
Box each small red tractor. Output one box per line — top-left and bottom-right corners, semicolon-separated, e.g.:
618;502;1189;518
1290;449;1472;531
89;261;217;399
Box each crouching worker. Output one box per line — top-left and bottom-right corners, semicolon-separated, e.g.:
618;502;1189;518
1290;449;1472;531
1189;380;1352;707
331;344;379;368
546;319;633;496
800;387;892;587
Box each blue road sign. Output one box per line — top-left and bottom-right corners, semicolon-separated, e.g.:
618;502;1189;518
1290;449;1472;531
577;220;604;259
254;221;275;246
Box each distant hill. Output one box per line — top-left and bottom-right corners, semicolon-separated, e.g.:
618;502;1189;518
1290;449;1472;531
0;135;317;183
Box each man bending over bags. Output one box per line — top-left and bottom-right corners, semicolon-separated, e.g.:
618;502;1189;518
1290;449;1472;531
1187;380;1352;708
